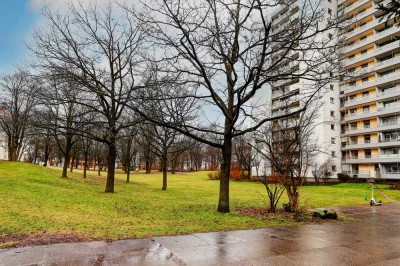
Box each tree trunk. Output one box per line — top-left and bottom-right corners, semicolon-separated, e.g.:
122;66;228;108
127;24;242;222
97;159;101;176
126;160;131;183
43;143;50;167
218;137;232;213
105;138;116;193
61;138;72;178
70;154;75;173
161;156;168;190
83;151;88;178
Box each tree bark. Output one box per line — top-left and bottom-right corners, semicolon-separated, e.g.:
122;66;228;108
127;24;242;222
161;156;168;190
43;142;50;167
218;137;232;213
70;155;75;173
105;137;116;193
61;137;72;178
126;160;131;183
83;151;88;178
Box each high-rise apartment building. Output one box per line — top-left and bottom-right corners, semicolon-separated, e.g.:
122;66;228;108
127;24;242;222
339;0;400;179
268;0;400;179
270;0;341;177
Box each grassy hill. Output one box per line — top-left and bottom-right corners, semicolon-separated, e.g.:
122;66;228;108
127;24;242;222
0;161;383;247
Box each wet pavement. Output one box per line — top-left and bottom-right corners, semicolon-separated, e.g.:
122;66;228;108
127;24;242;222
1;203;400;265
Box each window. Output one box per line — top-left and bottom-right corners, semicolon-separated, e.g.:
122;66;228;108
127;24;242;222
364;120;370;128
331;137;336;144
360;36;367;41
362;77;369;83
331;151;336;157
331;124;335;130
328;8;332;15
365;149;371;158
349;81;356;86
361;50;367;55
332;165;337;172
330;97;334;104
330;71;333;77
330;111;335;117
364;135;371;143
363;106;370;113
362;91;369;98
361;63;368;68
330;84;334;91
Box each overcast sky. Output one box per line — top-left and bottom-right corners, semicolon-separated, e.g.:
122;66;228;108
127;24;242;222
0;0;116;74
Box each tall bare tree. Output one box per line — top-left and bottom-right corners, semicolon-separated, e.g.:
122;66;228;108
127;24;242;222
0;70;38;161
129;0;341;212
31;2;147;192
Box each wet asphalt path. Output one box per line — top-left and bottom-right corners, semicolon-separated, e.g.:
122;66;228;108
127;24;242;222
1;203;400;265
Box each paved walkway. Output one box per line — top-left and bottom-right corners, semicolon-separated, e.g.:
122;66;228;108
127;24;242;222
2;203;400;265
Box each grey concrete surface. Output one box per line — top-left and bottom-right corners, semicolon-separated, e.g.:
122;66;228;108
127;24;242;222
1;203;400;265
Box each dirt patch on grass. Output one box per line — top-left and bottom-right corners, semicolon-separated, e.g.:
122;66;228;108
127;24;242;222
235;207;328;223
0;232;93;249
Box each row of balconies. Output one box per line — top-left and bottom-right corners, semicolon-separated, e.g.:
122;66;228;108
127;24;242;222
341;0;370;16
342;86;400;108
345;153;400;163
342;56;400;84
342;40;400;67
271;95;300;109
341;71;400;94
342;169;400;179
343;139;400;149
343;120;400;135
341;25;399;54
344;104;400;122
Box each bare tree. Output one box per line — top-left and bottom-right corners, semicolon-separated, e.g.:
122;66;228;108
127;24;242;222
252;155;286;213
311;158;333;183
233;135;254;179
0;70;38;161
31;2;147;192
117;127;139;183
253;106;320;212
128;0;341;212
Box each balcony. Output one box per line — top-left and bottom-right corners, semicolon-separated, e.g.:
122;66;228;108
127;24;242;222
342;40;400;67
375;56;400;72
381;171;400;179
377;120;400;131
342;170;372;178
341;71;400;94
345;109;376;121
343;0;370;15
344;125;378;135
341;26;400;54
345;19;381;40
271;95;300;109
376;104;400;117
344;94;376;108
345;140;378;149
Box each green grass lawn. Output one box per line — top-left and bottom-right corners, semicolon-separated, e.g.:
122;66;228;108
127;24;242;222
375;184;400;201
0;161;393;247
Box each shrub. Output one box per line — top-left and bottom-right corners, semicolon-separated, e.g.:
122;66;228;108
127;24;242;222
230;166;241;181
390;183;400;190
337;173;350;182
207;171;220;180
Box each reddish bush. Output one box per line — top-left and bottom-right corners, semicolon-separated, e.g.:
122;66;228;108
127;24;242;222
230;166;241;181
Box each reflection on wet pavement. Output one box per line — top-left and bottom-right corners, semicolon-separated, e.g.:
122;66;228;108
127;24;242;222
1;203;400;265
